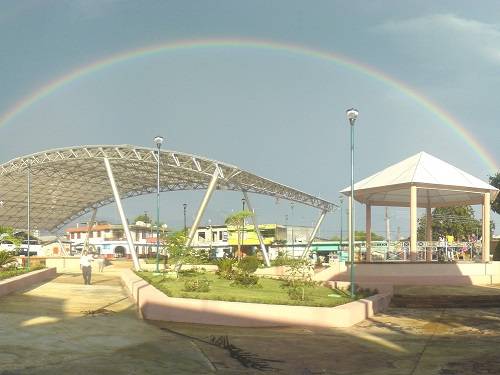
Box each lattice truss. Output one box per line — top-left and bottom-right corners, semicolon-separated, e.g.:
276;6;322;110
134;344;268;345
0;145;336;231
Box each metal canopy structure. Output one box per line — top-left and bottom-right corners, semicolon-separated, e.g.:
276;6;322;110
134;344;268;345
0;144;335;231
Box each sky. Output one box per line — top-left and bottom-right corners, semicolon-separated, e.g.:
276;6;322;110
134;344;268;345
0;0;499;238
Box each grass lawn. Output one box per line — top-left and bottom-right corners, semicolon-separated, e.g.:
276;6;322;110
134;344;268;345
0;266;44;281
138;271;356;307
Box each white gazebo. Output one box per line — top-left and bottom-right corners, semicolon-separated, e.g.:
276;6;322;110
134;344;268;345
341;152;499;262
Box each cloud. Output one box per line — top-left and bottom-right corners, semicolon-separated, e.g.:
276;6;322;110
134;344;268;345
376;14;500;64
69;0;120;19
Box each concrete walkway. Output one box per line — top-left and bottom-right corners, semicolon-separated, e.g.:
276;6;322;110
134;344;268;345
0;269;214;374
1;268;500;374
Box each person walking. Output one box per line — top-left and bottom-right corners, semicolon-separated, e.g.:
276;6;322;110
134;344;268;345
80;250;93;285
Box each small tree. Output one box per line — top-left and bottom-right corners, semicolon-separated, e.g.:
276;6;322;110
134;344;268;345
489;172;500;215
162;230;192;275
281;259;316;301
225;210;253;259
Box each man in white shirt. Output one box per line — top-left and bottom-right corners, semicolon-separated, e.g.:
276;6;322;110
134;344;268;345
80;250;93;285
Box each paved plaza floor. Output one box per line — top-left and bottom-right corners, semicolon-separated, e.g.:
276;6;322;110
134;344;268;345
0;267;499;374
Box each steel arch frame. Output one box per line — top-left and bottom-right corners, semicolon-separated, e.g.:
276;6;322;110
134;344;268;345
0;145;336;231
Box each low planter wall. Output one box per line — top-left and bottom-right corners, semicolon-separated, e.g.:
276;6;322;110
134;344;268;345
121;269;391;328
137;261;218;273
332;261;500;286
0;267;56;297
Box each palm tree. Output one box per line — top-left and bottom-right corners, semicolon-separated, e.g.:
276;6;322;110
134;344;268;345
0;251;17;269
225;210;253;259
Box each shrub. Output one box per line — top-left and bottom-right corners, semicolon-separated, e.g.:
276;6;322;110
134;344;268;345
183;277;211;292
216;258;236;279
237;256;260;274
231;273;261;288
271;253;298;266
178;267;204;278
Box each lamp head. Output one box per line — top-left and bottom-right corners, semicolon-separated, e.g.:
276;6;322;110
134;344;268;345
154;136;164;147
346;108;359;124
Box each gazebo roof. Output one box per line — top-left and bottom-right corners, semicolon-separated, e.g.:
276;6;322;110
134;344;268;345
341;152;498;207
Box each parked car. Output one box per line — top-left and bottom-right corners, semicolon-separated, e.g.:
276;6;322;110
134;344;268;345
19;239;42;256
0;240;18;254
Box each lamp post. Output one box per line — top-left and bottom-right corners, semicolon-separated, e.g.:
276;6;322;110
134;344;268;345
183;203;187;237
346;108;358;298
154;136;164;273
27;159;31;270
241;198;246;248
339;195;344;257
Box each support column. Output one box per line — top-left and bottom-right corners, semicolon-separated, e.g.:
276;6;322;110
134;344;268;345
57;238;67;256
348;196;352;261
425;206;432;262
410;185;417;261
83;208;97;252
365;204;372;262
301;210;327;260
241;190;270;267
186;168;220;248
482;192;491;262
103;158;140;271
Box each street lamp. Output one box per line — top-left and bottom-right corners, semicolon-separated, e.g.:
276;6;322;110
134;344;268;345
241;198;246;246
346;108;358;298
183;203;187;237
27;159;31;270
339;195;344;256
154;135;164;273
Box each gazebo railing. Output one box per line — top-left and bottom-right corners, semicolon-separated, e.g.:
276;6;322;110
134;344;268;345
360;240;482;262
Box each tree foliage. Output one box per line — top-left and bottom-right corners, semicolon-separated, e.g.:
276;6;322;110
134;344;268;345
354;231;385;241
417;206;483;241
489;172;500;215
133;213;151;224
0;226;22;246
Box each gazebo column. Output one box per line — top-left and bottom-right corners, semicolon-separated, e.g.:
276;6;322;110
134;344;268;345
425;206;432;262
410;185;417;261
482;192;491;262
365;204;371;262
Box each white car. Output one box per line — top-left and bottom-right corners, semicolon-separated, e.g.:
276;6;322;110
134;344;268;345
0;240;17;253
19;240;42;256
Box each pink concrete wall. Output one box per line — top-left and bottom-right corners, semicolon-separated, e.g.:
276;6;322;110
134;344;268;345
0;268;56;297
121;269;391;328
327;261;500;286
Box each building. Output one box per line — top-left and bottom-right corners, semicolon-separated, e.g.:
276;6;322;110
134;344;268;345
190;225;231;258
65;221;167;258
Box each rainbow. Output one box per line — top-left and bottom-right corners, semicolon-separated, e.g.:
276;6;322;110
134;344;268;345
0;37;497;172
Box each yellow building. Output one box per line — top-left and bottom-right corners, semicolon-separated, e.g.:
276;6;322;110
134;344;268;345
227;224;287;246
